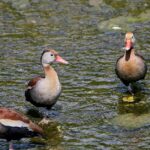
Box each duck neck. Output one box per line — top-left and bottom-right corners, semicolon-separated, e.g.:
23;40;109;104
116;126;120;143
43;64;58;80
125;48;135;61
42;64;61;97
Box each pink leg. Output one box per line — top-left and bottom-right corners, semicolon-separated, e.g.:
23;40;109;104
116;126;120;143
128;84;134;95
9;142;14;150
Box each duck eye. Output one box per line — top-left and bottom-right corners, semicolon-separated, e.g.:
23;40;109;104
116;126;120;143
51;54;54;56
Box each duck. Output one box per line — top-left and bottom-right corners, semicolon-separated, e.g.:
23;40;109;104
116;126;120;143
115;32;147;94
25;49;68;109
0;107;43;150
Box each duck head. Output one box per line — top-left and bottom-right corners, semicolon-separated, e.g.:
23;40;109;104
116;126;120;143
41;49;68;66
124;32;135;51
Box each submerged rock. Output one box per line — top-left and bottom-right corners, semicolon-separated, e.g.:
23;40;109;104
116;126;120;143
111;113;150;129
98;10;150;32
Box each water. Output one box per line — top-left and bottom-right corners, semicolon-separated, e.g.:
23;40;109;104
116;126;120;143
0;0;150;149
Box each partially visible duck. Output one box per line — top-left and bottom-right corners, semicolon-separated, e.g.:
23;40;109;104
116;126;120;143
25;49;68;109
115;32;147;94
0;107;43;150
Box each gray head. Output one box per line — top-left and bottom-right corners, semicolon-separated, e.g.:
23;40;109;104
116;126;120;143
41;49;68;66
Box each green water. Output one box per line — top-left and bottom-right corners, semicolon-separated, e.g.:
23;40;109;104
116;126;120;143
0;0;150;149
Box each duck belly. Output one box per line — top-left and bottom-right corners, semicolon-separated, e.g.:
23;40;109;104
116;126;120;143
116;57;146;83
31;79;61;105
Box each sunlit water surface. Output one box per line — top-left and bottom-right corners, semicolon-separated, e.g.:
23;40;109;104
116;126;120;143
0;0;150;150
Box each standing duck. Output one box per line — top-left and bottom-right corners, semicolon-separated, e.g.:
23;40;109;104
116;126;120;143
25;49;68;109
0;107;43;150
115;32;147;94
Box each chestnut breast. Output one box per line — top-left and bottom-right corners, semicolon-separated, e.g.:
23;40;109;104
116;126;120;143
117;54;145;80
30;68;61;105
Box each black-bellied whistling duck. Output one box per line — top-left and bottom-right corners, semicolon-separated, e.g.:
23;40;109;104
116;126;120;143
115;32;147;94
25;49;68;109
0;107;43;150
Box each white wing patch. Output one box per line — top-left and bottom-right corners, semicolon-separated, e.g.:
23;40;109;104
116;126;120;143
0;119;32;131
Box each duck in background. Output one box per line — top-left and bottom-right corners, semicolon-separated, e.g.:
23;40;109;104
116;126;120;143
25;49;68;110
115;32;147;95
0;107;43;150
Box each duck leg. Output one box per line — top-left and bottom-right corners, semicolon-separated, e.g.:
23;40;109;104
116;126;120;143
9;142;14;150
128;83;134;95
38;108;52;125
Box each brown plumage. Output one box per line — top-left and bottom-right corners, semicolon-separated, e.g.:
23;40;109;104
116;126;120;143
27;77;42;89
0;107;43;150
25;49;68;109
115;32;147;92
